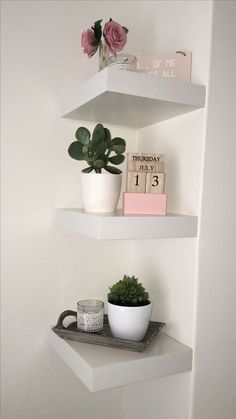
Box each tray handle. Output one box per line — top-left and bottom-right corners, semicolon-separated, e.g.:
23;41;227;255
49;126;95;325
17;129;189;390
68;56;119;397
56;310;77;329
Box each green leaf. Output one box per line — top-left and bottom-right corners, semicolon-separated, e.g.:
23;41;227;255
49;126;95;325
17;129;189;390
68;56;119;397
107;275;149;306
82;167;94;173
122;26;129;34
91;124;105;152
92;20;102;42
68;141;84;160
82;145;88;154
108;154;125;165
94;141;107;159
104;128;112;145
93;159;105;168
111;137;126;154
105;165;122;174
75;127;91;145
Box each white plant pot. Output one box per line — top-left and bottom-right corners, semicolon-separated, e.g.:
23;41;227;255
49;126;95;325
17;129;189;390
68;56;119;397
81;173;122;213
107;301;152;341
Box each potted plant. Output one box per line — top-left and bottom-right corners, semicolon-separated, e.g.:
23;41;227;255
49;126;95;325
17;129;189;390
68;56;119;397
107;275;152;341
68;123;126;213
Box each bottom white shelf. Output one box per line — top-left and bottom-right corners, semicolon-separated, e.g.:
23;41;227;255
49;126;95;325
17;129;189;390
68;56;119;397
49;330;192;392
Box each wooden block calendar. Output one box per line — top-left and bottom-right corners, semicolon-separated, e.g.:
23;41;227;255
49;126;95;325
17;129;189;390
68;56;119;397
126;153;165;194
124;152;167;215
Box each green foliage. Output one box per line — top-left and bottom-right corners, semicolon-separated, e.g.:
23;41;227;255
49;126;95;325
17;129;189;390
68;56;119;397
122;26;129;34
68;123;126;174
91;20;103;43
108;275;150;307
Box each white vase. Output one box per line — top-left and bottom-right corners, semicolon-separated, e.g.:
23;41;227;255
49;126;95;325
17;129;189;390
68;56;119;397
81;173;122;213
107;53;137;71
107;301;152;341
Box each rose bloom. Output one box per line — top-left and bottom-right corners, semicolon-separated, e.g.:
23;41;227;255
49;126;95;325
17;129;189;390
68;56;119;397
81;29;98;58
104;20;127;54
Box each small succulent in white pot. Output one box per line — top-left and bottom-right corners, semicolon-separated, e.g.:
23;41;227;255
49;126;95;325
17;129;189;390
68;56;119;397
107;275;152;341
68;123;126;213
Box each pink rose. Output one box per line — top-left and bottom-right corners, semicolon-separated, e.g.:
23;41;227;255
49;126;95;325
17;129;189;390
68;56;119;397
104;20;127;54
81;29;98;58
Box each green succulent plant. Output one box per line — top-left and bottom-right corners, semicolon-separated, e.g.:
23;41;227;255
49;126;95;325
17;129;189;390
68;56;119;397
68;123;126;174
108;275;150;307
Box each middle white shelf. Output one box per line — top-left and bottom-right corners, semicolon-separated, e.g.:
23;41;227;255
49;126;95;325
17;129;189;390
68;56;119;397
55;208;198;240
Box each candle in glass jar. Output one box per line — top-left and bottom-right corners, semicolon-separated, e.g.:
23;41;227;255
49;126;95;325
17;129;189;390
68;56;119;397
77;300;104;333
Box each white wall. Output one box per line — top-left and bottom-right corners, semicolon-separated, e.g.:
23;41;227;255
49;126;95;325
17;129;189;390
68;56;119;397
4;2;234;419
1;2;139;418
191;2;236;418
125;1;212;419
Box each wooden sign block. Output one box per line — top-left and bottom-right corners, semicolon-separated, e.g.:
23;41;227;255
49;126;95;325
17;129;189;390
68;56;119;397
123;193;167;215
136;51;192;82
127;153;165;173
146;173;165;194
127;171;146;193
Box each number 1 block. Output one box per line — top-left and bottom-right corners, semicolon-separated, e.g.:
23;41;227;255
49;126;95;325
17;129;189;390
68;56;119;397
127;171;146;193
146;173;165;194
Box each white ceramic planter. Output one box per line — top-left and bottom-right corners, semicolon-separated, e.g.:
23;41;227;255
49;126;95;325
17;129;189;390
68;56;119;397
107;301;152;341
81;173;122;213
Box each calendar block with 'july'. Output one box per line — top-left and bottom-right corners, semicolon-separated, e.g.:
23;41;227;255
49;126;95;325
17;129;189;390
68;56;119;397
127;153;165;173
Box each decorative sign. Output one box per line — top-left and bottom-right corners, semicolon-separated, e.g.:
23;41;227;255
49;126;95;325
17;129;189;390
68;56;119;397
136;51;192;82
126;153;165;194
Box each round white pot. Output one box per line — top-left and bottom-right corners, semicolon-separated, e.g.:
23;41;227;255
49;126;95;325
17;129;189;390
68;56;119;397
107;301;152;341
81;173;122;213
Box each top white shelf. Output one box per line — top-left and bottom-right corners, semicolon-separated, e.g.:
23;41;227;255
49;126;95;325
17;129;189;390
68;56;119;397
61;67;206;128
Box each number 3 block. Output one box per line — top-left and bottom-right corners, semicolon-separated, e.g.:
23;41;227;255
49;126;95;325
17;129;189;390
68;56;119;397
145;173;165;194
127;172;146;193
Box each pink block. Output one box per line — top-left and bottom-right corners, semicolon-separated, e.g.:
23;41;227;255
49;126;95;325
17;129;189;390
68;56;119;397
123;193;167;215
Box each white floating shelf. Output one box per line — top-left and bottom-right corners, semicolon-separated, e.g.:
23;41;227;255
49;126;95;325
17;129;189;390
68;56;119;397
49;330;192;392
61;67;206;128
55;208;198;240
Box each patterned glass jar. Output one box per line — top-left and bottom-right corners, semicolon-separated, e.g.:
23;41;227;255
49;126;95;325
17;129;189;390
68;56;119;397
107;53;137;71
77;300;104;333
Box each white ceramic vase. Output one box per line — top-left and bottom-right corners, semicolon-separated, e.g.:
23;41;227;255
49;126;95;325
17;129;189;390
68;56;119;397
81;173;122;213
107;301;152;341
107;53;137;71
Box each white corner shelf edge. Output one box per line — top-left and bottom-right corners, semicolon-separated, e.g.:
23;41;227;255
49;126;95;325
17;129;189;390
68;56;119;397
49;330;192;392
55;208;198;240
61;67;206;128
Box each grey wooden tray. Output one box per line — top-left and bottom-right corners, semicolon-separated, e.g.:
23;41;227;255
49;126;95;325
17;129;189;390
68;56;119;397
52;310;165;352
